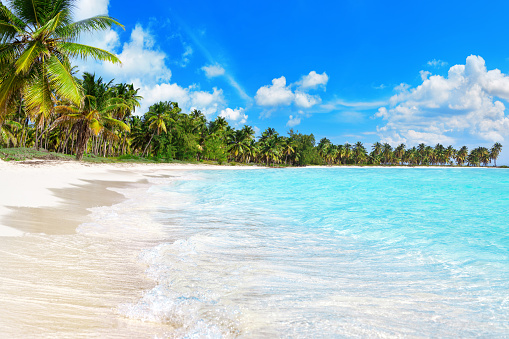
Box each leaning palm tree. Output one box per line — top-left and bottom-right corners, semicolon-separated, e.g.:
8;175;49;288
0;0;123;121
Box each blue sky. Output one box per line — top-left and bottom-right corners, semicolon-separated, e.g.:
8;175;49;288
75;0;509;164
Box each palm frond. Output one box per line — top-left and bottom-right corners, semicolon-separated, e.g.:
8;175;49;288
14;40;48;74
103;116;130;132
0;4;26;39
46;54;82;104
8;0;44;27
89;118;102;135
54;104;78;114
23;67;54;118
59;42;121;64
32;8;66;39
0;70;25;113
0;43;22;65
57;15;124;40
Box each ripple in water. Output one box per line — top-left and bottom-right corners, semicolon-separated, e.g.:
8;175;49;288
113;168;509;337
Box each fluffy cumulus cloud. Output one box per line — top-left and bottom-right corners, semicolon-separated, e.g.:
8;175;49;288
294;91;321;108
255;76;295;106
255;72;326;109
298;71;329;89
102;25;172;83
219;107;248;125
375;55;509;146
202;64;225;78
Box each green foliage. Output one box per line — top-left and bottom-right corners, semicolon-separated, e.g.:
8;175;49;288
0;147;72;161
0;0;122;119
289;130;322;166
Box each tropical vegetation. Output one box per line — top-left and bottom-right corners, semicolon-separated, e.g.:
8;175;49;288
0;1;504;167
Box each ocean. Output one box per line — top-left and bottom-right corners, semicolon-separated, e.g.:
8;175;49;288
79;168;509;337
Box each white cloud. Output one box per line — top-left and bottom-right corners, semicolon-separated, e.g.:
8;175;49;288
255;76;294;106
298;71;329;89
375;55;509;146
294;91;321;108
75;0;109;20
219;107;248;125
104;25;171;83
420;70;431;81
286;115;301;127
255;73;326;109
202;64;225;78
427;59;448;67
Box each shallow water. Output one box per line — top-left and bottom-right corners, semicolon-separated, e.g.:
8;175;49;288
100;168;509;337
2;168;509;338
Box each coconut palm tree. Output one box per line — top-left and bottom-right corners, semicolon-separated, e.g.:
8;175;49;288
393;143;405;165
52;73;129;160
381;143;393;165
455;146;468;166
445;145;456;165
142;101;177;157
353;141;367;164
0;0;123;122
490;143;502;167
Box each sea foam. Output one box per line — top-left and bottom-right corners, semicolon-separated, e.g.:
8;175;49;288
92;168;509;337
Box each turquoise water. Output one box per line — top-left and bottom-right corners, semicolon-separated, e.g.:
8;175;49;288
119;168;509;337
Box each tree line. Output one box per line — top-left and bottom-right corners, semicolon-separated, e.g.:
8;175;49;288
0;0;504;166
0;74;503;166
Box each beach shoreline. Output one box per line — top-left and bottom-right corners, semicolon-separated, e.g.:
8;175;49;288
1;158;503;237
1;159;507;336
0;159;269;336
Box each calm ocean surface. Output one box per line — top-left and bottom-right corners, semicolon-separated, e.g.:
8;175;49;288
91;168;509;337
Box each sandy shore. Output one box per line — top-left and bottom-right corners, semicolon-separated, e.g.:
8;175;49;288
0;159;264;337
0;159;263;237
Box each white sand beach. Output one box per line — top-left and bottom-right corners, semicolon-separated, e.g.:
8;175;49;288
0;159;264;337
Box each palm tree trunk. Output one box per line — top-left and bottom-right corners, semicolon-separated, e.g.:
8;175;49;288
143;133;155;157
75;125;90;161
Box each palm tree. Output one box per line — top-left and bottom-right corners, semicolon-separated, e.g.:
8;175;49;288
353;141;367;164
317;137;331;163
142;101;176;157
445;145;456;165
53;73;129;160
478;147;490;166
0;0;123;122
490;143;502;167
455;146;468;166
393;143;405;165
381;143;393;165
